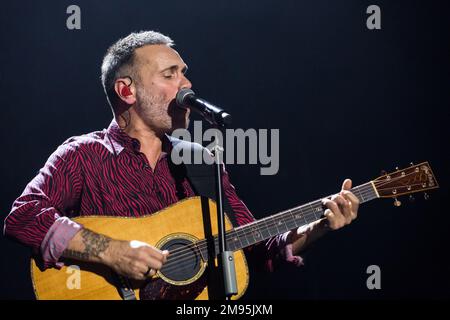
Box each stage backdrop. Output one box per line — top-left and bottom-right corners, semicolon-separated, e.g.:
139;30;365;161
1;0;448;299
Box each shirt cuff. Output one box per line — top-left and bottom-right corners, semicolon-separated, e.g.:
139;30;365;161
40;216;83;269
265;231;305;272
278;231;305;266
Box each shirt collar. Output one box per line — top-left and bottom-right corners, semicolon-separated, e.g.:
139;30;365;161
106;119;173;157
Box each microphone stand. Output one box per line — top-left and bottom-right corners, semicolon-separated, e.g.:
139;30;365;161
210;120;237;300
177;88;236;299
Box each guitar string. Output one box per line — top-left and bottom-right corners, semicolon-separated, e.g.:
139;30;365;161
159;173;429;274
159;184;377;273
161;183;373;259
159;201;364;275
372;169;429;188
365;182;432;192
159;180;408;273
159;172;427;273
162;170;423;264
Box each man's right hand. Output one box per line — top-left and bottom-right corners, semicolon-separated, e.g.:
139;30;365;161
102;239;169;280
62;228;169;281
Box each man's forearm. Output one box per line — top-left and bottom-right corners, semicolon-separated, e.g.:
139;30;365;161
62;228;112;264
62;228;169;280
290;219;330;255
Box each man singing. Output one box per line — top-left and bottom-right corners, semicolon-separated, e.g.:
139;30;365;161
4;31;359;299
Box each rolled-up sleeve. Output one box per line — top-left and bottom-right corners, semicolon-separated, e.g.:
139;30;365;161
4;141;84;269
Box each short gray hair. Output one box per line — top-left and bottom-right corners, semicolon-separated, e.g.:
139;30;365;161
101;30;174;110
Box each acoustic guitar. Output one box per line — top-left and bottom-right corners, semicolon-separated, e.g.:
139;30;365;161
31;162;439;300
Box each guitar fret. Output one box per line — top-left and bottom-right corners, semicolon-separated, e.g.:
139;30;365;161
286;209;297;230
240;232;250;247
309;202;323;220
298;206;308;225
311;203;320;220
351;183;378;204
252;226;263;243
226;231;240;251
359;188;365;202
247;227;257;244
268;218;279;237
309;203;315;220
260;218;272;239
270;216;281;234
281;215;290;232
355;186;365;202
278;217;288;234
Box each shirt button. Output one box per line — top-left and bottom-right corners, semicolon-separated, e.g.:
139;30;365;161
143;164;150;169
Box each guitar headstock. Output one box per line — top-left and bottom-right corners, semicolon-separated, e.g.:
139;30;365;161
372;162;439;199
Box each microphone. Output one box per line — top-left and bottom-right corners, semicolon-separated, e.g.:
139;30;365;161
176;88;232;126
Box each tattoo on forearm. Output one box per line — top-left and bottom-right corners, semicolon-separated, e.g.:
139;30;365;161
63;229;111;261
81;229;111;257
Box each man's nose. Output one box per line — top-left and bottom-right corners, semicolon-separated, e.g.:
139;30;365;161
180;75;192;89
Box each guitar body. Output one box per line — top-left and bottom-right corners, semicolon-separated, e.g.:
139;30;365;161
31;197;249;300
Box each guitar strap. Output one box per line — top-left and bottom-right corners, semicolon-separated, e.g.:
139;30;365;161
168;136;238;227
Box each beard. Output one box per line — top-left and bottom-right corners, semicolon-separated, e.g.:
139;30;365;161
135;86;190;136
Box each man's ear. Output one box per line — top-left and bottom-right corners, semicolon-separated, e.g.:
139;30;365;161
114;78;136;105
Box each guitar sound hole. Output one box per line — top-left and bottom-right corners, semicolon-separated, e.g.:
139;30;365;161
159;238;202;283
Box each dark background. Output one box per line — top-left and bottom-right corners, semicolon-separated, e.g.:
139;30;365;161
1;0;448;300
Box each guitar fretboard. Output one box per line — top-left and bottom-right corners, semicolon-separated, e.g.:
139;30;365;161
198;182;378;258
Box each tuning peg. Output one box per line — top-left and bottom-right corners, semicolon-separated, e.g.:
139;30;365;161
395;166;399;171
380;169;387;176
410;162;414;166
409;195;415;203
424;193;429;200
393;197;402;207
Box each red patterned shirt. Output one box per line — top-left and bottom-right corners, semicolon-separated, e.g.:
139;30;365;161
4;120;301;271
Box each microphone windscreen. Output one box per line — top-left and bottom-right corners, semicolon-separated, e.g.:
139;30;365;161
176;88;195;107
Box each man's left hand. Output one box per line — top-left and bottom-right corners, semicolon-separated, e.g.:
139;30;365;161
322;179;360;230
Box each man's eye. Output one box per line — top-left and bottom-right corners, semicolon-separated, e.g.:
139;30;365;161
164;74;174;79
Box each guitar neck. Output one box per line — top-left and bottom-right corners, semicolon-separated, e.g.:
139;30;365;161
203;182;379;255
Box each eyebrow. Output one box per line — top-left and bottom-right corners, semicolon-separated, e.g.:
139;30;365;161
160;65;188;74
